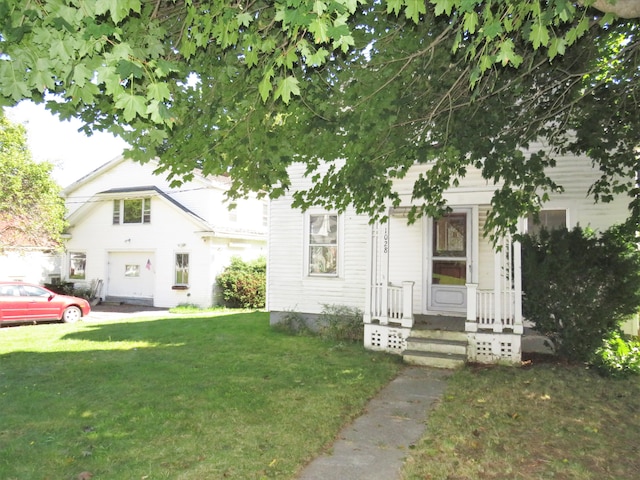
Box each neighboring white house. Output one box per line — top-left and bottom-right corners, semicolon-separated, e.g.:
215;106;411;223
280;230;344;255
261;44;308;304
0;218;62;285
61;156;267;308
267;145;634;365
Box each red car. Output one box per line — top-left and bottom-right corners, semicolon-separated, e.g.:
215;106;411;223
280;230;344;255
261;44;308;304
0;282;91;323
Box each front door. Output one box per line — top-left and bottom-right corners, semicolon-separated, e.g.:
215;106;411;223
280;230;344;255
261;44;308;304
427;210;471;313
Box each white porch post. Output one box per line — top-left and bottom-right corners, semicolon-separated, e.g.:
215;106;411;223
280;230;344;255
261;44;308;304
493;245;504;333
465;283;478;332
364;219;391;325
513;224;524;334
400;281;415;328
363;222;375;324
379;220;390;325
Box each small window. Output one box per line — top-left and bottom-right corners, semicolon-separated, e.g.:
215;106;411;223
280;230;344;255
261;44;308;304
69;252;86;279
125;265;140;277
175;253;189;285
112;200;120;224
308;214;338;276
113;198;151;224
527;209;567;236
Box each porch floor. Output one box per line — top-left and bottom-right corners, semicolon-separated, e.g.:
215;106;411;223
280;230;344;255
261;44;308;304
413;314;465;332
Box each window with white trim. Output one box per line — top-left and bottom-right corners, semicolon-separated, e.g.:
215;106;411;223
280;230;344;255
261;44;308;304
308;214;338;276
175;253;190;285
113;198;151;224
69;252;86;279
527;209;567;236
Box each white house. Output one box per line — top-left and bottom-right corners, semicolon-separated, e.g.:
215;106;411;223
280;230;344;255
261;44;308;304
61;156;267;308
267;145;633;366
0;218;61;285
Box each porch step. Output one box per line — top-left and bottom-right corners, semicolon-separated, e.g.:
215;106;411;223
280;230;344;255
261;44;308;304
410;328;467;342
402;329;468;368
402;350;467;369
405;337;467;356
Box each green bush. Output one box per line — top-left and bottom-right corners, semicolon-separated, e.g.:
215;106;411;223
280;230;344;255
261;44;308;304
318;304;364;343
216;256;266;309
521;225;640;362
591;331;640;377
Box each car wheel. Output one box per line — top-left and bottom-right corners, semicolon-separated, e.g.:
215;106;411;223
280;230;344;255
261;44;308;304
62;306;82;323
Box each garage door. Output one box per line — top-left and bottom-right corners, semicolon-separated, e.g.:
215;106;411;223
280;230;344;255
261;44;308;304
107;252;155;303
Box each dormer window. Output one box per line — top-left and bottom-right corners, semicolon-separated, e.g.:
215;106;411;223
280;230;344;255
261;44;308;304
113;198;151;224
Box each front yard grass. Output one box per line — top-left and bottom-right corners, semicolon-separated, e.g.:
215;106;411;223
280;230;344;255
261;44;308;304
402;361;640;480
0;311;402;479
4;312;640;480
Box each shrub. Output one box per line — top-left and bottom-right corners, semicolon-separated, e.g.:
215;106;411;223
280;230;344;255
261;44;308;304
521;225;640;362
216;256;266;309
591;331;640;377
318;304;364;343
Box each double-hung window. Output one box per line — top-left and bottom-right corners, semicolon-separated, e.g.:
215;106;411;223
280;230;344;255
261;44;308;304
113;198;151;224
175;253;189;286
308;214;338;276
69;252;86;279
527;209;567;236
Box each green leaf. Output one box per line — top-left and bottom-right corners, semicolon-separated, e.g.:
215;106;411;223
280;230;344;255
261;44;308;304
68;82;100;105
50;36;75;63
153;59;179;79
96;65;122;95
309;17;330;43
108;42;134;61
146;99;173;125
333;35;355;53
463;12;478;34
116;59;144;79
387;0;403;15
313;0;328;16
483;20;503;40
431;0;456;16
258;68;274;103
237;12;253;28
405;0;427;23
529;22;550;50
276;49;299;69
0;63;31;101
548;37;566;60
147;82;171;102
274;76;300;104
115;92;147;121
496;38;516;66
304;47;329;66
244;48;259;67
95;0;142;24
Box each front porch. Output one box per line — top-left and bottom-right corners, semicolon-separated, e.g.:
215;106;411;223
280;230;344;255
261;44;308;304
363;218;525;366
364;314;525;366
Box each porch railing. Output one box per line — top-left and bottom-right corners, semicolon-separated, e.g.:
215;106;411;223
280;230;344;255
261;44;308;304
466;284;523;333
368;281;414;328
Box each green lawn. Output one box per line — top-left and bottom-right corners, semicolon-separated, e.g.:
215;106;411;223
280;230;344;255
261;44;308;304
402;362;640;480
0;312;402;479
3;313;639;480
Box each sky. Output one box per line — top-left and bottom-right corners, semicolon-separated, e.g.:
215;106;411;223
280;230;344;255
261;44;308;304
5;101;128;188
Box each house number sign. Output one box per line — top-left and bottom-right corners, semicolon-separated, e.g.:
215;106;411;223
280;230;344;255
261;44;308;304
383;226;389;254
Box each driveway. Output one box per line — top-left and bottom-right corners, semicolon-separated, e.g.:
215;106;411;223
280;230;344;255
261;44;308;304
86;303;171;321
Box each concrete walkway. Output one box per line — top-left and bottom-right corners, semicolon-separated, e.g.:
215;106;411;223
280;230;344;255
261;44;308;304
296;366;452;480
